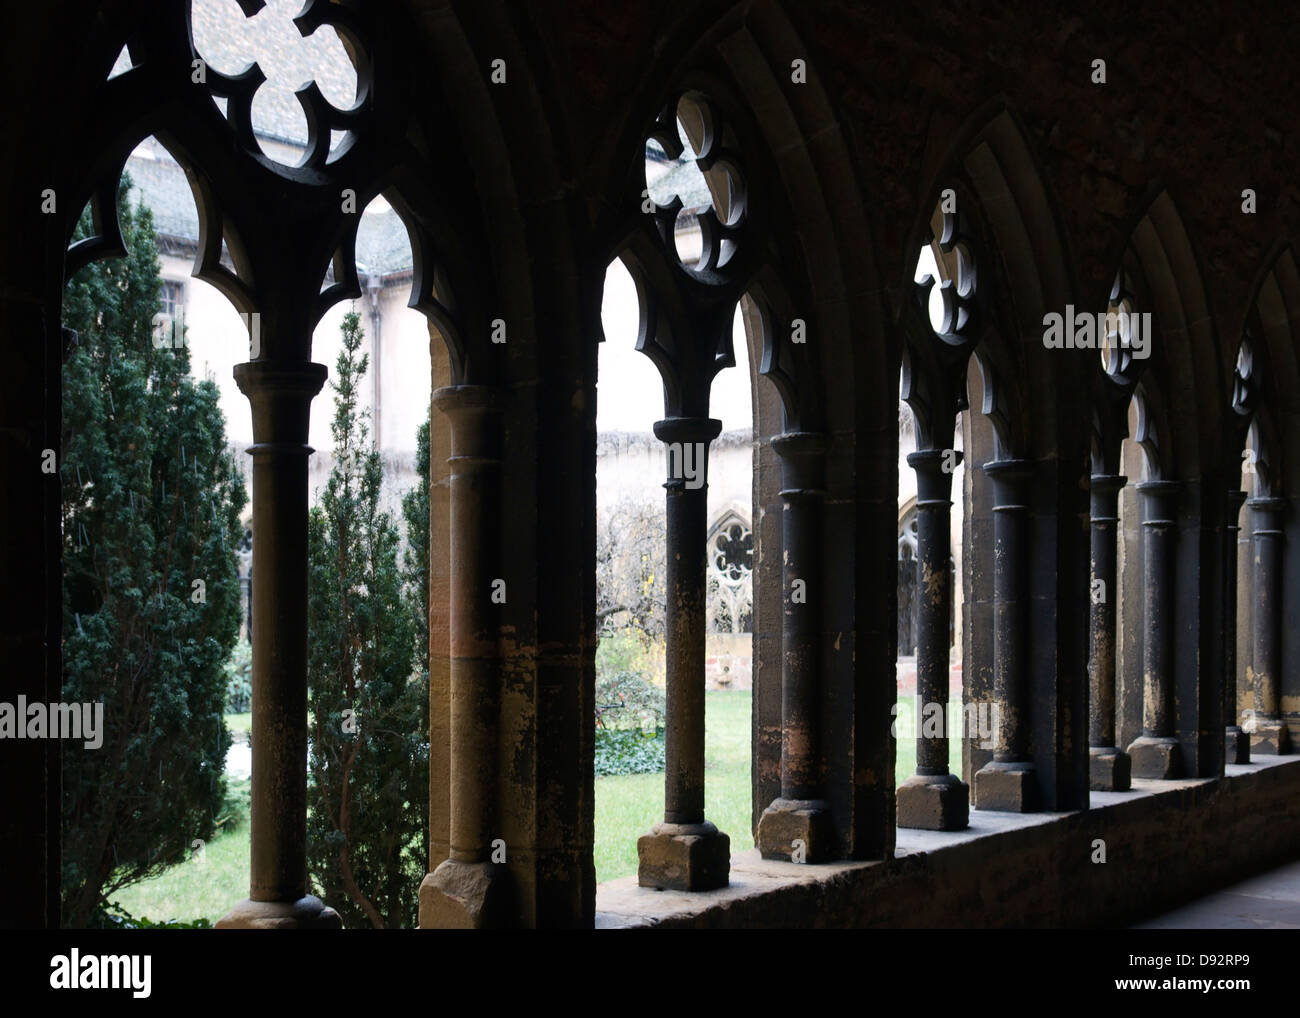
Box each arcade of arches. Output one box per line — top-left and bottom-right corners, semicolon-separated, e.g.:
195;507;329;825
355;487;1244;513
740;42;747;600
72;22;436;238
5;0;1300;929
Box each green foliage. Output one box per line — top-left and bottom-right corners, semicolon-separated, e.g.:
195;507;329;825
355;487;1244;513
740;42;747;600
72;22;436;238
401;410;430;705
223;639;252;713
594;728;665;777
90;903;213;930
593;669;664;776
595;626;645;677
595;668;665;731
60;175;246;928
307;310;427;929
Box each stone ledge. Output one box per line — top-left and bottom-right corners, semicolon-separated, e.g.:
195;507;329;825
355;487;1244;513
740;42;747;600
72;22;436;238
595;756;1300;928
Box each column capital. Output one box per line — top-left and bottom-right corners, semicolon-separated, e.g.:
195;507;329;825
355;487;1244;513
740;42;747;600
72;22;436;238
434;385;505;463
1248;495;1287;535
772;430;827;496
233;360;328;398
1137;479;1179;527
653;416;722;445
1090;473;1128;497
233;360;328;449
907;447;960;503
1090;473;1127;522
984;458;1033;512
432;384;505;417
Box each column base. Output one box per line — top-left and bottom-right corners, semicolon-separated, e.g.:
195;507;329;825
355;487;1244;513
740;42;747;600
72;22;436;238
1088;746;1132;791
1225;726;1251;765
1249;719;1291;756
897;772;969;831
638;821;730;891
215;895;342;929
756;798;834;862
1127;735;1182;780
418;859;512;928
973;760;1040;812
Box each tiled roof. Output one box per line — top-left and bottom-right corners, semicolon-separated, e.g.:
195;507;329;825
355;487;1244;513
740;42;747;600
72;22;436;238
355;206;415;278
123;148;201;244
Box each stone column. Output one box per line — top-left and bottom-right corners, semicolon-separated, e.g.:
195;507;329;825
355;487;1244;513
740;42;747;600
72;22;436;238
218;361;340;929
757;432;832;861
1248;496;1290;755
1224;490;1250;764
1127;480;1182;779
1087;474;1132;789
420;385;511;927
898;448;969;830
638;416;730;889
974;459;1039;810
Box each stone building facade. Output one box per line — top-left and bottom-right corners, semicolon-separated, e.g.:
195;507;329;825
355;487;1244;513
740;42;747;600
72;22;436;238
5;0;1300;929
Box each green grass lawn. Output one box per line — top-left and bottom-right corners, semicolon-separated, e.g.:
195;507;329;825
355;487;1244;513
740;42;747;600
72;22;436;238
110;821;249;924
593;690;964;883
594;690;752;883
119;691;965;918
225;711;251;733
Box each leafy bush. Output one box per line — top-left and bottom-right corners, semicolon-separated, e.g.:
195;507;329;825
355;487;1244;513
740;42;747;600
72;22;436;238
306;310;425;929
596;669;665;732
224;640;252;714
89;902;213;930
60;178;245;928
594;728;666;776
593;668;665;776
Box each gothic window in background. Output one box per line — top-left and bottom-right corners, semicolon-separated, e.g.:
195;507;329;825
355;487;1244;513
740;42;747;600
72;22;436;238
707;510;753;634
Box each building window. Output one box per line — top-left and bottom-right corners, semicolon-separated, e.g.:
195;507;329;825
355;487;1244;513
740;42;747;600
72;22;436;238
160;280;185;321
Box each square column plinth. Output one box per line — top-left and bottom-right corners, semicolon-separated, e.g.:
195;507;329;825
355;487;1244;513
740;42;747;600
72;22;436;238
638;822;730;891
897;773;968;831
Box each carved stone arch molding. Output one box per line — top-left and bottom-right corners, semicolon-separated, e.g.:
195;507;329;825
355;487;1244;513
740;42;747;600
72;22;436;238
1120;188;1227;486
1108;186;1229;779
1241;243;1300;499
903;104;1079;459
52;0;599;931
900;102;1090;814
62;0;488;374
1237;243;1300;758
591;1;890;865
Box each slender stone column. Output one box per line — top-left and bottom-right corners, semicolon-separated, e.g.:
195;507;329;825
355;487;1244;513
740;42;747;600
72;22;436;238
974;460;1039;810
898;448;969;830
638;416;730;889
1127;480;1182;779
1087;474;1132;790
758;432;832;861
218;361;340;929
1248;496;1290;755
420;385;511;927
1224;490;1250;764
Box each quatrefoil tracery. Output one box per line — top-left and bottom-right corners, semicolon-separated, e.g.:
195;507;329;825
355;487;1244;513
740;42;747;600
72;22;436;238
914;202;978;346
1101;271;1140;384
644;92;748;280
1233;331;1258;418
195;0;372;172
